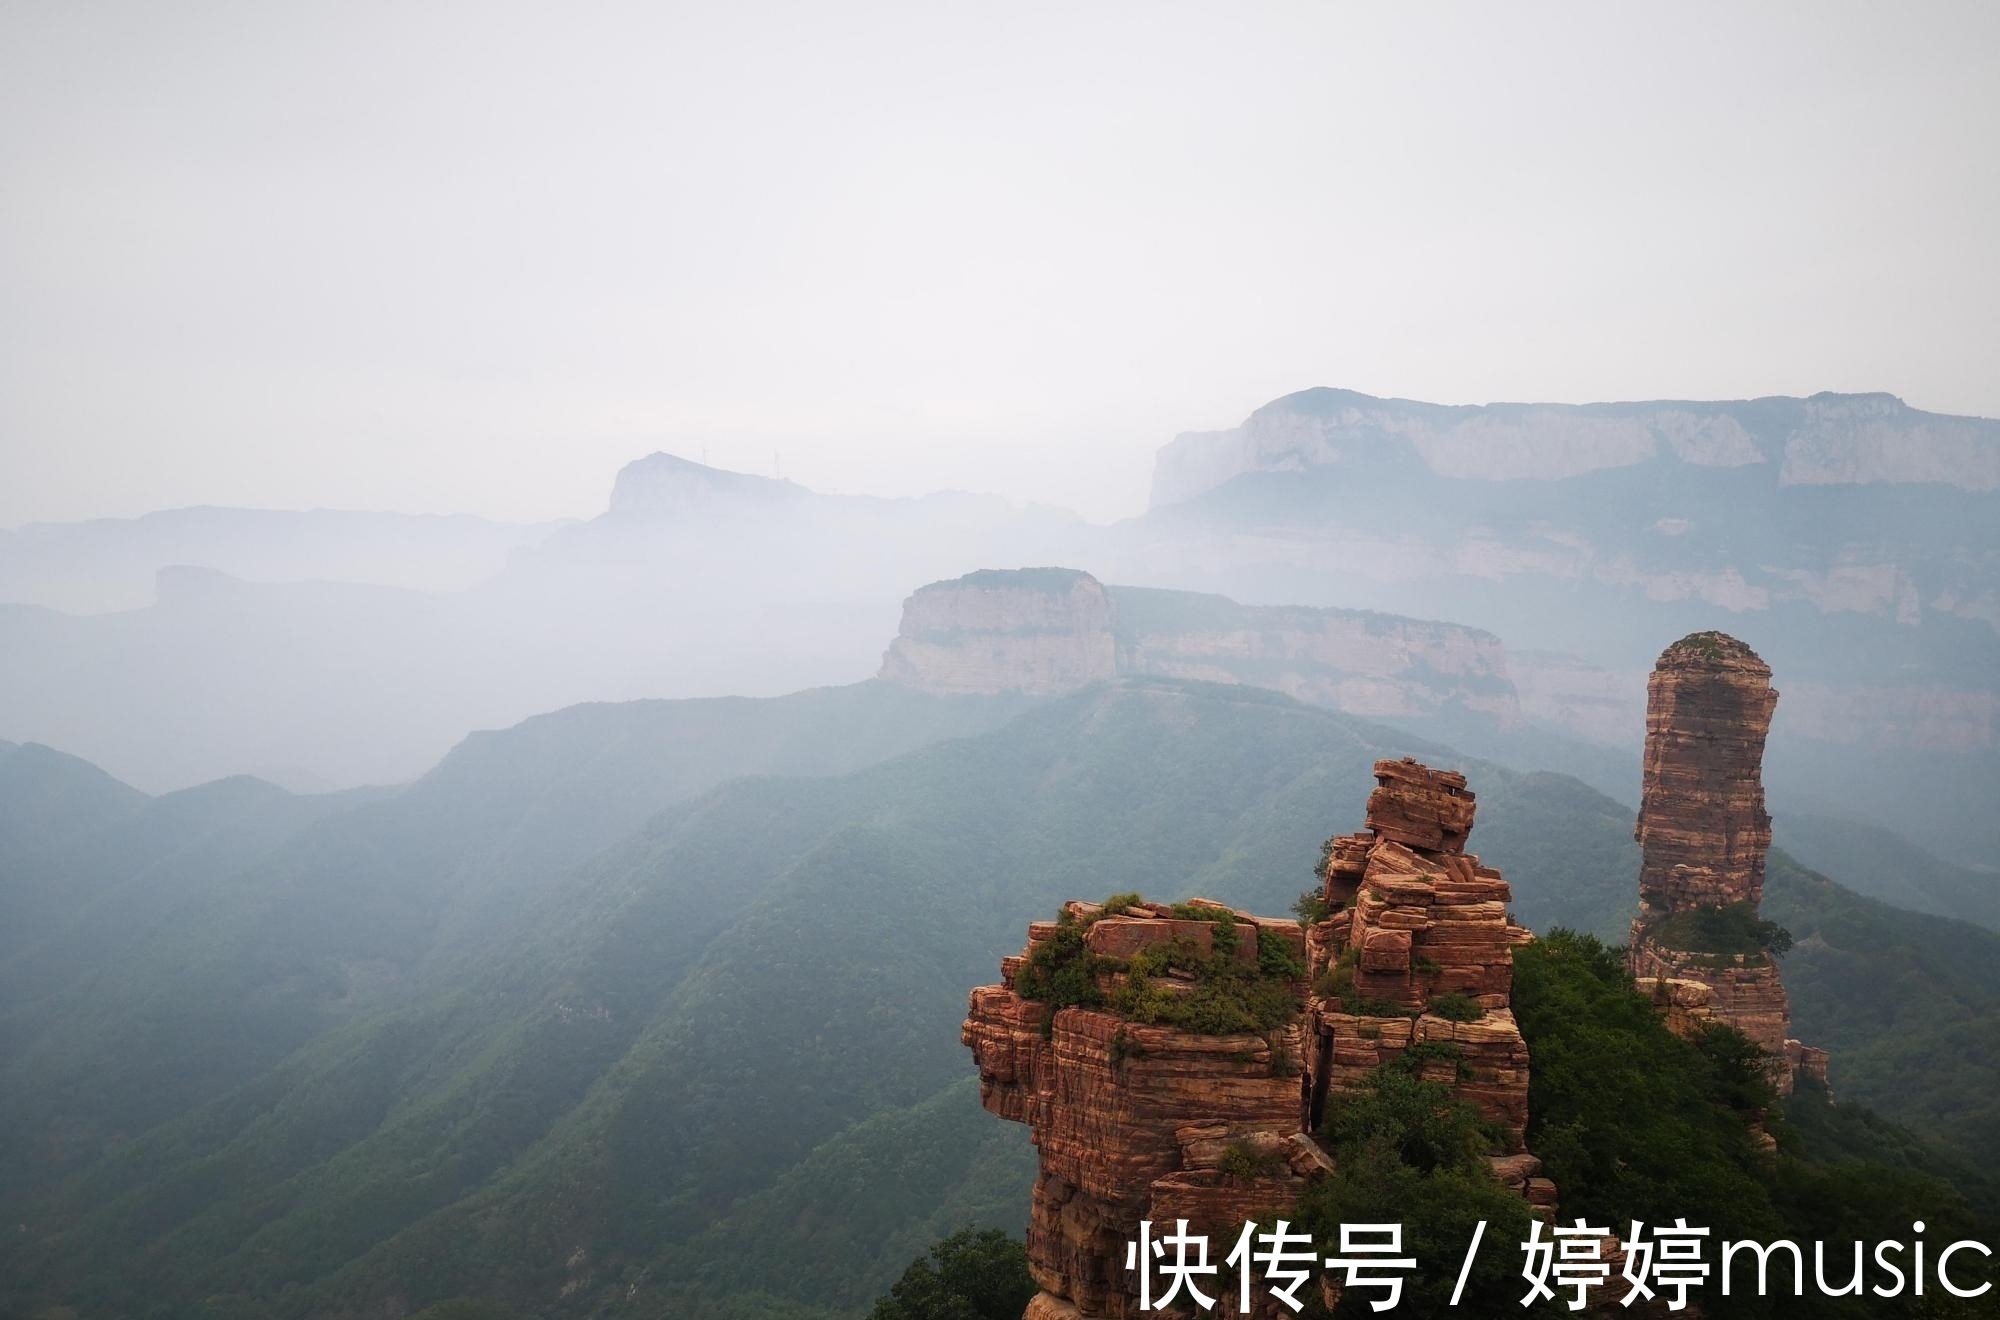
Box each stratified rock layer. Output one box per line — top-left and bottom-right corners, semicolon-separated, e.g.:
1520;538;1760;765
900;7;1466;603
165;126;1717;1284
964;900;1315;1319
1301;760;1541;1165
966;761;1550;1320
1627;632;1813;1094
1633;632;1779;912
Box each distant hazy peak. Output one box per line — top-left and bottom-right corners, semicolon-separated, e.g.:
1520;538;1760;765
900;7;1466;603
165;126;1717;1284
607;451;811;516
1150;386;2000;507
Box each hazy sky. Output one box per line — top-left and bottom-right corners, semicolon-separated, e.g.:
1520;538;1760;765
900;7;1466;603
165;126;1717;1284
4;1;1997;526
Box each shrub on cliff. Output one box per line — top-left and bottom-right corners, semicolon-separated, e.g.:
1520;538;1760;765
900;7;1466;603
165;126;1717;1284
867;1228;1035;1320
1645;900;1793;960
1298;1056;1549;1317
1292;888;1333;925
1426;990;1485;1022
1109;931;1300;1037
1011;911;1105;1032
1013;894;1302;1038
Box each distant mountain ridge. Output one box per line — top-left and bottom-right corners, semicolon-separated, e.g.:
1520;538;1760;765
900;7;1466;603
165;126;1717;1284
1151;387;2000;507
0;506;566;614
5;395;1996;864
1116;386;2000;863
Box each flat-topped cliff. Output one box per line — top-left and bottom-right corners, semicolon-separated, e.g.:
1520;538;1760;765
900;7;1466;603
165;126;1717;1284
879;568;1120;695
881;568;1519;726
1150;388;2000;508
963;898;1319;1318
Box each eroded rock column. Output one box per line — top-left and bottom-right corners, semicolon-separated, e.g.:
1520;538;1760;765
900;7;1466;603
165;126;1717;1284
1299;758;1551;1209
1627;631;1812;1093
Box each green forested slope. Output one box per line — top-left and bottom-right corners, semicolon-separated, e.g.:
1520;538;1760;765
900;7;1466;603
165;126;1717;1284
1;678;1995;1319
0;681;1030;1196
1774;810;2000;933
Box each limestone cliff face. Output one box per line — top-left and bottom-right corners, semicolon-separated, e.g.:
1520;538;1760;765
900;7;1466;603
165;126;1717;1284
1150;388;2000;507
880;569;1119;695
1627;632;1814;1093
880;570;1520;726
1112;587;1518;726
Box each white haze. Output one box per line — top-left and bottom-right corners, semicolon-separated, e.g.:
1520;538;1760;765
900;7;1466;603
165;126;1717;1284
4;1;1999;527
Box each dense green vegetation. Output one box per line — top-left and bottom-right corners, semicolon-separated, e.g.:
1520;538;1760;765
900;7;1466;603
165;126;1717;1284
1297;1053;1548;1317
1514;929;1995;1317
1013;893;1306;1038
1765;850;2000;1161
1774;812;2000;933
865;1229;1034;1320
406;1302;540;1320
1643;899;1793;959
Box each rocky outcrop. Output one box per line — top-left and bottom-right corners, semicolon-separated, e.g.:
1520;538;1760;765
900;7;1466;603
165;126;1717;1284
965;759;1553;1319
1630;944;1792;1067
963;900;1316;1319
1301;759;1541;1161
881;569;1119;695
881;570;1520;726
1627;632;1817;1093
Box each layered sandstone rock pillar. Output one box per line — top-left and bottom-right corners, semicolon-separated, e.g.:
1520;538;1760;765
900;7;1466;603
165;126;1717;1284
1627;632;1812;1094
1633;631;1779;913
1298;758;1552;1211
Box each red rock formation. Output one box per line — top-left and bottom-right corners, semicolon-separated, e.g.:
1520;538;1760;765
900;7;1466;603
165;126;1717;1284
963;900;1318;1319
1633;632;1778;912
966;761;1550;1319
1300;759;1540;1161
1627;632;1819;1094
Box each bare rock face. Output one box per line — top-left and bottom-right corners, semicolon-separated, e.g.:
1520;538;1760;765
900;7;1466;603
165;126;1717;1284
881;568;1119;695
1628;632;1817;1094
1301;759;1539;1157
1633;632;1779;913
1630;943;1792;1064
